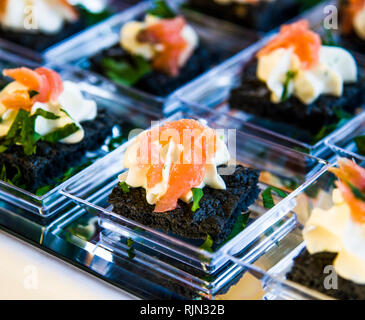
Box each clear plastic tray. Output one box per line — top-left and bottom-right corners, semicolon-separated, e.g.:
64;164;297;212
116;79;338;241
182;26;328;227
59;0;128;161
325;112;365;162
61;110;328;280
174;0;365;157
0;0;136;55
0;51;161;219
231;154;364;300
43;0;259;114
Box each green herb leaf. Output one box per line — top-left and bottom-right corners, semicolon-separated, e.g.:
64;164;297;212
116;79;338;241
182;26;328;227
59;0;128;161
281;70;296;102
41;123;79;143
354;135;365;156
321;26;337;46
200;234;214;252
126;238;135;259
224;213;250;243
119;182;130;193
21;111;40;155
77;5;112;26
312;107;352;144
108;135;126;152
57;167;74;184
0;165;7;182
333;107;353;120
262;186;287;209
127;238;134;247
191;188;203;212
0;164;25;188
35;185;53;197
102;56;152;87
148;0;176;18
12;166;22;186
32;108;60;120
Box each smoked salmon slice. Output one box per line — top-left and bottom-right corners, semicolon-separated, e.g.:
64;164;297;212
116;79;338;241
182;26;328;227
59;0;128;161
35;67;64;102
1;90;33;111
141;17;188;77
330;158;365;190
136;119;219;213
3;67;42;92
257;20;321;69
329;158;365;224
2;67;64;108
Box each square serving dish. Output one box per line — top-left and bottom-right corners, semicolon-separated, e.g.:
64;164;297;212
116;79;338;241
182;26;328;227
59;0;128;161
43;0;259;114
61;110;328;293
229;154;365;300
0;0;137;55
325;112;365;162
0;51;162;219
174;0;365;157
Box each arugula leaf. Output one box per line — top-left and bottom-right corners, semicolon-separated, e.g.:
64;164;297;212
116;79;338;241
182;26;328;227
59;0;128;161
333;107;353;120
200;234;214;252
0;109;64;156
41;123;79;143
262;186;287;209
312;107;352;144
77;5;112;26
33;108;60;120
191;188;203;212
119;182;130;193
0;164;25;188
321;26;337;46
224;213;250;243
281;70;296;102
354;135;365;156
102;56;152;87
0;165;7;182
57;167;74;184
12;166;22;186
148;0;176;18
35;185;53;197
108;135;127;152
21;112;41;156
0;109;39;155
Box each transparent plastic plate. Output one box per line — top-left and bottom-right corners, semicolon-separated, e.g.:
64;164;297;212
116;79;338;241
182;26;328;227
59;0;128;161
175;0;365;157
231;153;365;300
61;110;328;278
0;51;161;218
325;112;365;162
43;0;259;114
0;0;136;55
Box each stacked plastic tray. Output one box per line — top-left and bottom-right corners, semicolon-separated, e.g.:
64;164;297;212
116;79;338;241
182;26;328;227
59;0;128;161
0;0;363;299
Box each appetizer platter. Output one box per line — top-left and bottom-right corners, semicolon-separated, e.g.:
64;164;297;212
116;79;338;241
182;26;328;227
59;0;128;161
0;51;161;218
173;0;365;156
43;0;258;112
0;0;364;301
0;0;136;53
61;112;328;299
241;155;365;300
